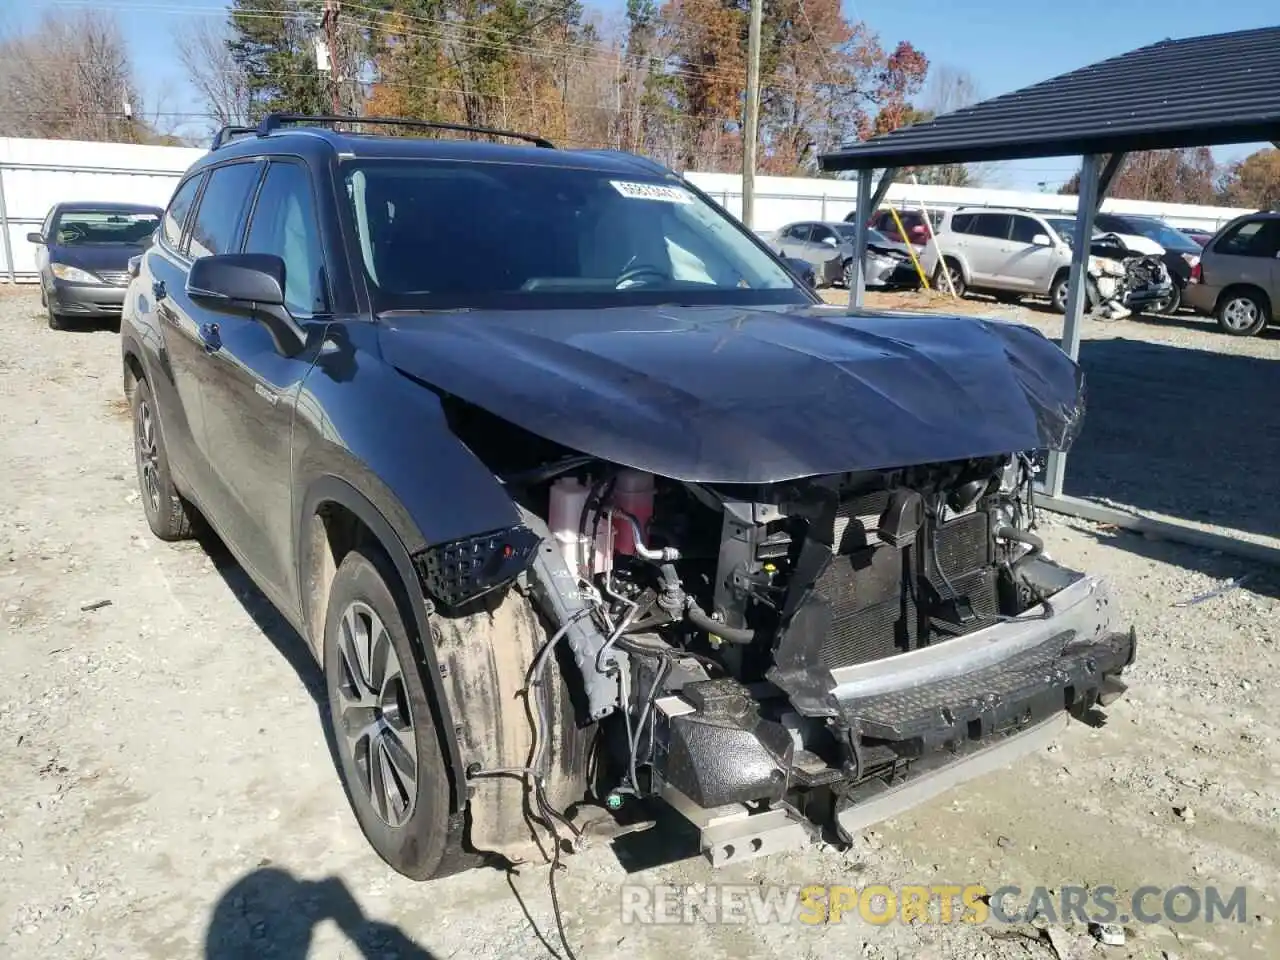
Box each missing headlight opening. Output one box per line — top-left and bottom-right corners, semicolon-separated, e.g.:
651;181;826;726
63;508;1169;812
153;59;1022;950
440;360;1135;869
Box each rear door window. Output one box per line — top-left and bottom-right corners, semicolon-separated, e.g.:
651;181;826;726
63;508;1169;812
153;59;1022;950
949;213;974;234
1215;219;1280;258
970;214;1012;239
161;175;203;250
786;224;813;242
186;161;262;258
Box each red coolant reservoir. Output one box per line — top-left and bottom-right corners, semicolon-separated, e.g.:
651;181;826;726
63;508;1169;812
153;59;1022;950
611;469;654;555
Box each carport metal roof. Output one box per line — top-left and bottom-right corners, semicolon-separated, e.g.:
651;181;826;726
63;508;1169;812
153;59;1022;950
819;25;1280;171
818;24;1280;567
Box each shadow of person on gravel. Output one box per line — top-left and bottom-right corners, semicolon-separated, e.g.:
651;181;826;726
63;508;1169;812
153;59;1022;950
206;867;438;959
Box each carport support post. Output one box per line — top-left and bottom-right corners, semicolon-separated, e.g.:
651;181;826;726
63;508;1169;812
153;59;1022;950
849;167;899;311
849;169;873;309
1043;153;1101;497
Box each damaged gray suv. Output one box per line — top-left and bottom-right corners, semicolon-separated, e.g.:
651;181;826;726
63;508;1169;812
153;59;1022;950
121;114;1135;880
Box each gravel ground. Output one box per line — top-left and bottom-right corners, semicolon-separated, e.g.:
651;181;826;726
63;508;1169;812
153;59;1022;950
1;287;1277;960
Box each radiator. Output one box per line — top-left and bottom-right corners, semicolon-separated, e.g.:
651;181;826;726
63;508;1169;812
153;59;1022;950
816;500;997;670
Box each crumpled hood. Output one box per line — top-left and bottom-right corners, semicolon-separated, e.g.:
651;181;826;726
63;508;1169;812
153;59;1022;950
379;305;1085;483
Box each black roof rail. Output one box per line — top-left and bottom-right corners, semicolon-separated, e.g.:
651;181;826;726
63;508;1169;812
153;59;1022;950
255;113;556;149
211;125;257;151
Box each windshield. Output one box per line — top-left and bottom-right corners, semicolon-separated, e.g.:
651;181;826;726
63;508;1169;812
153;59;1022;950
834;224;890;244
343;160;808;311
52;210;158;246
1124;217;1201;254
1045;218;1085;247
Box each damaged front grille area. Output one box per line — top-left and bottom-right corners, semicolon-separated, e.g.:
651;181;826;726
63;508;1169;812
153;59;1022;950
814;493;999;670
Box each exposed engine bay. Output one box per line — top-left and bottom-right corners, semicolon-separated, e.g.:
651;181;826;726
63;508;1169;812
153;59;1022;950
473;449;1135;863
1088;233;1173;319
403;306;1135;868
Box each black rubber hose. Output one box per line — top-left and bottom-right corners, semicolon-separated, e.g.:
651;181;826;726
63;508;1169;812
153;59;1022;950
685;601;755;645
998;525;1044;562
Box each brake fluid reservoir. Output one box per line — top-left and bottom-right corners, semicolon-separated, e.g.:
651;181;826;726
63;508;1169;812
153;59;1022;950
549;476;611;575
612;470;654;555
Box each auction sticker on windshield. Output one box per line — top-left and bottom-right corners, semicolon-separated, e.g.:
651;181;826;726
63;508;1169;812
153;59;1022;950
610;181;693;203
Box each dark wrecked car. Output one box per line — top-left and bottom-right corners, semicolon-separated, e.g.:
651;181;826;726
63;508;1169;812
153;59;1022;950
121;114;1136;880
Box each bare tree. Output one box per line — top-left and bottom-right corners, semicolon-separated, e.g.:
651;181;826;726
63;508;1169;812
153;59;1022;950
922;64;980;116
912;65;990;187
176;19;251;132
0;11;143;142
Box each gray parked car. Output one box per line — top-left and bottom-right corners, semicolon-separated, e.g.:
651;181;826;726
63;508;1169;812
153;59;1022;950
1184;211;1280;336
771;220;919;289
29;202;163;329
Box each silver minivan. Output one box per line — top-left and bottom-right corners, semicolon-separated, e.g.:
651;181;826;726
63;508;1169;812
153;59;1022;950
1184;212;1280;336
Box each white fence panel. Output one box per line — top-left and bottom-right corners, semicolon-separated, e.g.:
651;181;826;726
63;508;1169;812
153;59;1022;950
0;136;1259;281
0;137;203;281
683;171;1254;233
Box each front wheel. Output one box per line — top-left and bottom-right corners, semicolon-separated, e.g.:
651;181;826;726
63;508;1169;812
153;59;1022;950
324;547;451;880
1216;290;1268;337
842;259;856;289
1050;276;1098;314
1146;285;1181;316
933;260;965;298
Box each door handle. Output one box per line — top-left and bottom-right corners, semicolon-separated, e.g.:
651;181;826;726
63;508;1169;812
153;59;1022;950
199;322;222;353
152;279;166;300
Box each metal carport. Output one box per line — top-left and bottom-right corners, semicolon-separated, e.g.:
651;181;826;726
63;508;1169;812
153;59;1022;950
818;24;1280;564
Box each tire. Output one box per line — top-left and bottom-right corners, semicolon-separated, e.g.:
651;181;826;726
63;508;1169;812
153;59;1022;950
131;377;195;541
842;259;855;288
47;302;66;331
324;547;451;880
1216;289;1269;337
934;259;966;298
1147;284;1181;316
1050;275;1098;314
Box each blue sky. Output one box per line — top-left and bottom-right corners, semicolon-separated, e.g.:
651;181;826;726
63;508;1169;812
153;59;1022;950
7;0;1277;189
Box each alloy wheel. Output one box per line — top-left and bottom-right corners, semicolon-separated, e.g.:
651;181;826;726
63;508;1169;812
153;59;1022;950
135;399;161;515
1221;297;1260;332
335;601;418;827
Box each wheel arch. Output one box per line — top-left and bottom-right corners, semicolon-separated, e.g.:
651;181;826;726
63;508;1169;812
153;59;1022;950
940;252;970;284
296;474;469;817
1215;283;1272;319
121;330;147;401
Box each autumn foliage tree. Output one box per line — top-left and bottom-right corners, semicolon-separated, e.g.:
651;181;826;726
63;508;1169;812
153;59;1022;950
1218;148;1280;211
201;0;927;174
1058;148;1218;204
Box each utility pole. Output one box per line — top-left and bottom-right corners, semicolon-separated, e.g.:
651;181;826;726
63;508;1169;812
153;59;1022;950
322;0;343;115
741;0;763;229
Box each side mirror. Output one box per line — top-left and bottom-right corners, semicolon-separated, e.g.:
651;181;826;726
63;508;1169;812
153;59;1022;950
186;253;306;357
782;257;817;288
821;236;838;248
127;255;142;279
26;232;44;244
1032;233;1052;247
